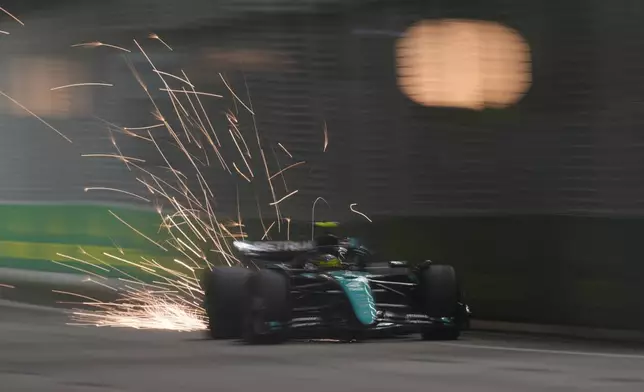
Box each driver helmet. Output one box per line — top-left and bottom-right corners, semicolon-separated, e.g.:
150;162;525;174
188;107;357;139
311;253;342;269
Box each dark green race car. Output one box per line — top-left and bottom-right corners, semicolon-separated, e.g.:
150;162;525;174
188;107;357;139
201;222;471;344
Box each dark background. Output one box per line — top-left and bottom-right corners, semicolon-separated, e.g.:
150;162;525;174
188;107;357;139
3;0;644;329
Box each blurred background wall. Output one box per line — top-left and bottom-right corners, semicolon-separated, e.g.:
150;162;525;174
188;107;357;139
2;0;644;329
3;0;644;217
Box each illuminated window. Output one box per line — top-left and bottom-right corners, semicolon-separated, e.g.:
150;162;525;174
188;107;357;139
3;56;93;118
396;19;532;110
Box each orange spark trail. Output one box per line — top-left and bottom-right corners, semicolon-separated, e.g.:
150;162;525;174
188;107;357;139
81;153;146;163
323;121;329;152
350;203;373;222
278;143;293;158
160;89;223;98
153;70;193;86
269;161;306;180
219;73;254;115
0;91;72;143
108;210;168;252
311;197;330;239
269;190;299;206
84;187;151;202
123;124;165;130
149;33;173;51
50;83;113;90
71;41;131;52
0;7;24;26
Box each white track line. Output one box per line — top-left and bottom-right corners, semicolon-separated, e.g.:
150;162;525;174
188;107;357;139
435;342;644;360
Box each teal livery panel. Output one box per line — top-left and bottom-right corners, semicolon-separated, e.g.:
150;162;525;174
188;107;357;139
328;271;377;325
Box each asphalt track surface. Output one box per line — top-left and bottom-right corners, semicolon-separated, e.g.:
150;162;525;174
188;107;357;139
2;302;644;391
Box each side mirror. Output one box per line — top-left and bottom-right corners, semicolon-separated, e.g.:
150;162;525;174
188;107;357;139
388;260;409;268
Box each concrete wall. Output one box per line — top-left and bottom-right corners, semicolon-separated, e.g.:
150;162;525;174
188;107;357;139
6;0;644;219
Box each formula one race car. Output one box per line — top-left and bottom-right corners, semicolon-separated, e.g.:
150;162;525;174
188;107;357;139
201;222;471;344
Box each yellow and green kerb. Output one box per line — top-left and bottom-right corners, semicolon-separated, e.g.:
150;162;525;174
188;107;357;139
0;204;181;280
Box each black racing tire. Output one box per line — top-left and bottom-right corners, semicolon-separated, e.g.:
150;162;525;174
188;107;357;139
202;267;251;339
243;269;291;345
418;264;461;340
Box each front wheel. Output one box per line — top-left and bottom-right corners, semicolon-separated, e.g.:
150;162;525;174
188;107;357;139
417;264;461;340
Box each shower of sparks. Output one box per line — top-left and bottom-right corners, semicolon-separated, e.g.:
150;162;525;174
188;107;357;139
72;304;206;331
0;27;369;332
71;41;131;52
63;288;207;331
0;7;24;26
50;83;114;91
0;91;72;143
149;33;173;51
38;38;293;331
349;203;373;223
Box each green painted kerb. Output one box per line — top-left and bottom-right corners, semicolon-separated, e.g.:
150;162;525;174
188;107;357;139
0;203;181;279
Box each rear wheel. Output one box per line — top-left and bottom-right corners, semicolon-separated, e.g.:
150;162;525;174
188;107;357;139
243;269;292;344
202;267;251;339
418;264;461;340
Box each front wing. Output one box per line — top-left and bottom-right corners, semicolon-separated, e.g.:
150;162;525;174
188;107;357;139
276;270;469;338
288;305;467;333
